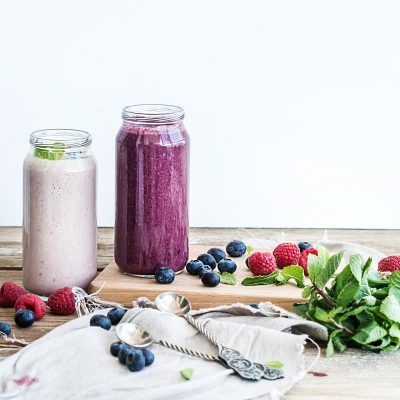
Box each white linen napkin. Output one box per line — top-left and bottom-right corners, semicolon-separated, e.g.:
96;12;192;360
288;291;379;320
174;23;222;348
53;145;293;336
0;301;326;400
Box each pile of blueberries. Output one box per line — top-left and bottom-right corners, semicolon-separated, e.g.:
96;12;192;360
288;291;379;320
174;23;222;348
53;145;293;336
152;240;247;287
186;240;247;287
89;306;155;373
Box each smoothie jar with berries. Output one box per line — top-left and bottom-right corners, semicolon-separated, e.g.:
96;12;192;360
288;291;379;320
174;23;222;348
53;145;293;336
115;104;189;275
23;129;97;295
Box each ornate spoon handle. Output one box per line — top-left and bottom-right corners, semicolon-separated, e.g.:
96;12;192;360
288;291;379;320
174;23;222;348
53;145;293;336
184;314;265;381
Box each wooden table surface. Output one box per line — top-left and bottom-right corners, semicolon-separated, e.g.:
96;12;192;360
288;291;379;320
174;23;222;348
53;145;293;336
1;227;400;399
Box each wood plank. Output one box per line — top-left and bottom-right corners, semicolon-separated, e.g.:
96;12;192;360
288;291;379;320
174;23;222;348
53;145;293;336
89;245;303;310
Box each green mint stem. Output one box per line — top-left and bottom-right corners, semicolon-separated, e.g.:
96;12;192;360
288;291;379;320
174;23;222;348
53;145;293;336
312;281;335;308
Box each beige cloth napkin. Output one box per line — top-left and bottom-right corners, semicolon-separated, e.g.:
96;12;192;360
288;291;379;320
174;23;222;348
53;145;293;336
0;300;326;400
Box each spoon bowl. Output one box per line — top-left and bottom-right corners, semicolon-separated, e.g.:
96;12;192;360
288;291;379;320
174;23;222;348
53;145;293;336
155;292;191;316
115;322;153;348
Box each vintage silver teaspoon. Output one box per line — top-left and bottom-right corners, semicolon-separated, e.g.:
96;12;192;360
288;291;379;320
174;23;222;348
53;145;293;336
154;292;281;381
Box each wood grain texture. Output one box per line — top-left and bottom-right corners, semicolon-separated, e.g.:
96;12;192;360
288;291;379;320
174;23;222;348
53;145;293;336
90;245;303;309
1;227;400;399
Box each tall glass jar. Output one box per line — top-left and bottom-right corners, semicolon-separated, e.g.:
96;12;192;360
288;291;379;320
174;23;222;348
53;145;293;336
23;129;97;295
115;104;189;275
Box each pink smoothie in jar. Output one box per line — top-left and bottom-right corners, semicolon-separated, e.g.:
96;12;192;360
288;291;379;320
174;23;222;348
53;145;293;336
23;130;97;295
115;105;189;275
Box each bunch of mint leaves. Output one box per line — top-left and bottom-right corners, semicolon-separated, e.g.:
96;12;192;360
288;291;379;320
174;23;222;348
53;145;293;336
293;246;400;356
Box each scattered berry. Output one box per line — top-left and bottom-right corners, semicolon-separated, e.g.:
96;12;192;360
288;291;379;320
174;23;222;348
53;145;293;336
0;281;25;308
14;309;35;328
298;248;318;275
15;293;46;320
207;247;226;263
226;240;246;257
48;287;76;315
118;345;135;365
248;252;277;275
273;243;300;268
197;254;217;269
217;259;237;274
154;267;175;284
298;242;313;252
245;257;250;268
142;348;155;366
90;315;112;330
126;350;145;372
198;265;212;278
201;272;220;287
378;256;400;273
0;321;11;336
186;260;204;275
110;341;126;357
107;307;126;325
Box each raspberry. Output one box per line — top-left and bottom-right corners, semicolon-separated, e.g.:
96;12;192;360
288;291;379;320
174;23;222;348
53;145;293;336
15;293;46;320
273;243;300;269
48;287;76;315
0;281;25;308
298;248;318;275
248;252;277;275
378;256;400;273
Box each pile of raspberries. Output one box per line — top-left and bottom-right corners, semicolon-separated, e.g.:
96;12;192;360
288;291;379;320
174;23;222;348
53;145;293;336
248;242;318;276
0;283;76;320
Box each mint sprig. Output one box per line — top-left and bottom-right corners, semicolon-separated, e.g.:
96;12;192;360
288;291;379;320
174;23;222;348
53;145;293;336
241;265;306;288
293;247;400;356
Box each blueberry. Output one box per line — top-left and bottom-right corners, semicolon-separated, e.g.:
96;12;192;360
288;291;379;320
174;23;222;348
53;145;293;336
197;254;217;269
249;303;259;309
186;260;204;275
245;257;250;268
110;341;126;357
126;349;145;372
142;348;155;366
0;321;11;336
207;247;226;263
217;258;237;274
90;315;112;330
201;272;221;287
107;307;126;325
198;265;212;278
154;266;175;284
14;309;35;328
298;242;313;252
226;240;246;257
118;345;135;365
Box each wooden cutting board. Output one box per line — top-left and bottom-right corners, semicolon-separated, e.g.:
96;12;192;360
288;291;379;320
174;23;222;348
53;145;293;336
89;245;304;311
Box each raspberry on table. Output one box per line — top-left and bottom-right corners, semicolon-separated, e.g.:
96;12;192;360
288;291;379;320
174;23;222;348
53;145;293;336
248;252;277;275
298;248;318;275
48;287;76;315
0;281;25;308
273;243;300;268
378;256;400;273
15;293;46;320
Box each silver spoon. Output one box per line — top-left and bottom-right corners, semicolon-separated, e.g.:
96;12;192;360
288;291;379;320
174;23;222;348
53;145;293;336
155;292;282;381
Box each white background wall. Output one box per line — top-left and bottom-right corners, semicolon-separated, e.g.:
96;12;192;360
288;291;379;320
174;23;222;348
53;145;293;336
1;0;400;228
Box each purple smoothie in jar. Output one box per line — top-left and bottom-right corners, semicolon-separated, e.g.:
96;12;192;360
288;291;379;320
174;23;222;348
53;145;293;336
115;104;189;275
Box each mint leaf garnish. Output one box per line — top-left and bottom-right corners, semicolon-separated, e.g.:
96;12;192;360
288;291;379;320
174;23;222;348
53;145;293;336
180;368;194;380
265;360;283;368
34;143;64;160
281;265;306;288
246;245;254;255
219;272;236;285
241;272;278;286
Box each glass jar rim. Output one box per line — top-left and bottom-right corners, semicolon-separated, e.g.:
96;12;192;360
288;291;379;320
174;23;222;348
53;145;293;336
122;104;184;125
30;129;92;148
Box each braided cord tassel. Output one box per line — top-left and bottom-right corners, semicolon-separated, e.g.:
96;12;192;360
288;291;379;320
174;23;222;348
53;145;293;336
158;339;218;361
